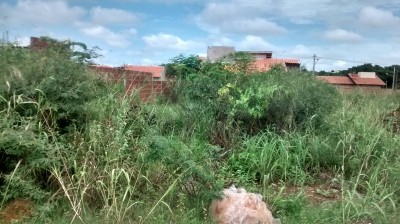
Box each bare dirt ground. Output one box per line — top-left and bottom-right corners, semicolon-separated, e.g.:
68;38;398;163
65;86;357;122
281;183;340;203
0;199;34;224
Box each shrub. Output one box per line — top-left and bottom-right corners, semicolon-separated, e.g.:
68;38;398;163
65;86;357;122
141;132;222;199
164;54;202;79
215;70;339;133
0;95;58;205
0;45;108;134
0;41;108;207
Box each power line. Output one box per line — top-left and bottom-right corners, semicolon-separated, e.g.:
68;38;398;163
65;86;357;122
316;56;371;65
307;54;389;73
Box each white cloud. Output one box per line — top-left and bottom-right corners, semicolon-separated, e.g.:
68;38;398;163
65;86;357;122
117;0;201;3
140;58;157;65
196;1;286;35
209;36;235;46
196;0;400;33
358;6;400;29
0;0;85;26
225;18;286;35
81;25;131;48
90;6;139;26
14;36;30;46
388;52;400;61
236;36;275;51
127;28;138;35
275;0;400;26
142;33;203;51
276;0;332;24
323;29;362;43
333;60;348;68
289;45;312;58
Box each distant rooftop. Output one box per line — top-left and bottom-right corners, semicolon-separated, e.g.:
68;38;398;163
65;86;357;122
124;65;165;79
317;72;386;86
316;76;355;85
238;50;273;54
349;73;386;86
252;58;300;71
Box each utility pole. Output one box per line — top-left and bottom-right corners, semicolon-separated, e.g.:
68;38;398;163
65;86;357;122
393;66;397;91
312;54;317;75
1;16;9;46
2;30;8;44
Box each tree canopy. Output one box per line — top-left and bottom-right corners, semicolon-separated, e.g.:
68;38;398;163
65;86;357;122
38;36;101;64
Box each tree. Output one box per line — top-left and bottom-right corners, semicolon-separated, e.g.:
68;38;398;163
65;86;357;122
38;36;101;63
300;64;308;72
164;54;202;78
219;52;255;74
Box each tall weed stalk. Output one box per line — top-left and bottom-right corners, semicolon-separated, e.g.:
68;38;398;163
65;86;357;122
333;95;400;223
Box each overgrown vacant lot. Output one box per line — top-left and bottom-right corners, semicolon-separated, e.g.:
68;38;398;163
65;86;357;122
1;47;399;224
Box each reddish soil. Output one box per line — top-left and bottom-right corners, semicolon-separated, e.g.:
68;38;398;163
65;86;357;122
286;184;340;203
271;182;341;204
0;199;34;224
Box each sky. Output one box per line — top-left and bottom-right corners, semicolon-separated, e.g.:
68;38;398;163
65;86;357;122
1;0;400;71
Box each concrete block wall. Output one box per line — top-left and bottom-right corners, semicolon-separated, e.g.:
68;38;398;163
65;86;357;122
90;66;169;101
30;37;49;51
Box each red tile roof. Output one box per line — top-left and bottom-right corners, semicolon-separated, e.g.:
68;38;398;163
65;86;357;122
348;73;386;86
124;65;165;78
316;76;354;85
252;59;300;71
317;73;386;86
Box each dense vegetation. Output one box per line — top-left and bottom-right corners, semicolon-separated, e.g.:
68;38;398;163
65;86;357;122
0;46;399;224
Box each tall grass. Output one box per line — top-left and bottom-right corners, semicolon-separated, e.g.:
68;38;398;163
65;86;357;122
48;90;157;223
221;92;400;223
1;48;400;223
331;94;400;223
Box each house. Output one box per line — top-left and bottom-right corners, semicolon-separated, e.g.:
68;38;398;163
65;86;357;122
207;46;235;62
206;46;300;72
239;51;272;60
123;65;167;81
90;65;168;101
30;37;49;50
317;72;386;92
252;58;300;72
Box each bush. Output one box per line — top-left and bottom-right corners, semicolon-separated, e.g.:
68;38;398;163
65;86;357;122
164;54;202;79
2;49;399;223
0;43;108;206
267;71;340;130
0;45;108;133
215;70;339;133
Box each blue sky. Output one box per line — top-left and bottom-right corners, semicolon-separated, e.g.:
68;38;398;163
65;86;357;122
1;0;400;71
